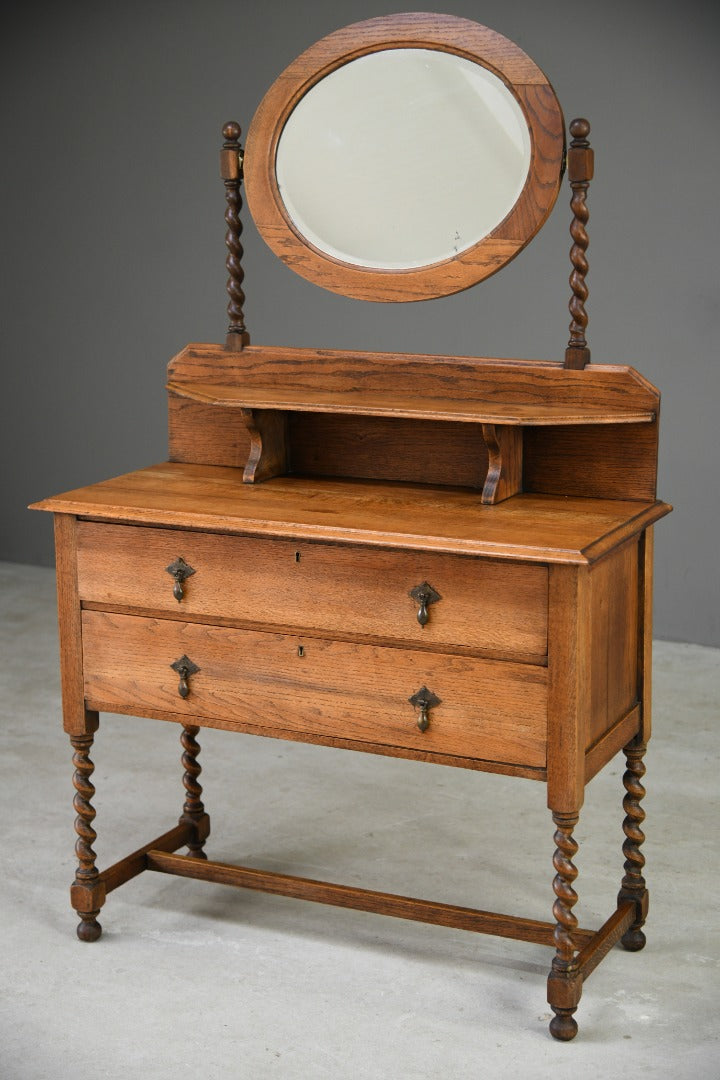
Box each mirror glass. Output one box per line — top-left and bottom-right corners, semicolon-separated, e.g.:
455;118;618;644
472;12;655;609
275;48;531;271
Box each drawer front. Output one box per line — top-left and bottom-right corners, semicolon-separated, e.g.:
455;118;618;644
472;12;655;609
76;523;548;660
82;611;548;768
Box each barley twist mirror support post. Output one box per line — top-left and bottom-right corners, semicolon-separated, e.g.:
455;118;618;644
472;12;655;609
220;121;250;351
564;118;594;370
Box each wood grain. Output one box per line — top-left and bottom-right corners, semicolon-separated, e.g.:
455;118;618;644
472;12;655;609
574;903;634;980
637;527;654;742
81;610;548;768
32;463;671;566
168;344;661;413
481;424;522;503
167;379;655;426
101;823;195;894
166;350;660;498
53;514;98;735
241;408;288;482
584;705;641;783
546;566;589;812
524;422;658;500
586;541;639;748
168;391;250;468
76;521;549;660
146;851;597;947
288;413;489;488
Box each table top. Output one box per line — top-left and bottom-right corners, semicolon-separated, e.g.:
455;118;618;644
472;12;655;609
31;462;671;565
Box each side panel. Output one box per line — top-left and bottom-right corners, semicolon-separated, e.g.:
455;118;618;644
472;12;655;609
586;541;640;750
53;514;98;735
524;422;658;501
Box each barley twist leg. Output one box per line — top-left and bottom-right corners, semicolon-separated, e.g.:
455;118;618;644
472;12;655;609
618;740;648;951
70;734;105;941
179;725;209;859
548;812;581;1040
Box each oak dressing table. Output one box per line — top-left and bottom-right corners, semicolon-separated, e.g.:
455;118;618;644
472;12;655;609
31;14;671;1040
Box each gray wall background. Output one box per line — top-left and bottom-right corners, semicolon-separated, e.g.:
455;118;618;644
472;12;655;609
2;0;718;646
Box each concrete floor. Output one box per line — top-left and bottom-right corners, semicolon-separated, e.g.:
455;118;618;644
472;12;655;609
1;560;718;1080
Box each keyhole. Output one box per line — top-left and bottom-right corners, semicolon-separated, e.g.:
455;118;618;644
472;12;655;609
295;551;301;562
297;645;304;657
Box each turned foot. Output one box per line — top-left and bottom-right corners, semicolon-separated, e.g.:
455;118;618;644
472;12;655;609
621;927;646;952
179;725;210;858
549;1008;578;1041
617;740;649;951
77;913;102;942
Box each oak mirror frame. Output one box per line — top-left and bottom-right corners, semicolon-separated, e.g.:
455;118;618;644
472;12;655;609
244;13;566;302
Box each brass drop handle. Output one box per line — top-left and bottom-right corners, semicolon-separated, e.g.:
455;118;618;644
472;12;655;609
408;582;441;627
408;686;441;732
165;557;196;602
171;655;200;698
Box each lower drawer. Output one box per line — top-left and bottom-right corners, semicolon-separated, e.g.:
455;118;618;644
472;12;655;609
82;611;548;769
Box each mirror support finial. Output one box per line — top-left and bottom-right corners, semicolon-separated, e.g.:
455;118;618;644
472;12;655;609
564;118;594;370
220;121;250;351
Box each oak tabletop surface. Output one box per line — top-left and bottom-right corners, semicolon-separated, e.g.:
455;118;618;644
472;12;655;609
31;462;671;565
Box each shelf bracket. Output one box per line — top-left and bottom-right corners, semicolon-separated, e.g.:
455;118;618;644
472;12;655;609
481;424;523;504
241;408;288;483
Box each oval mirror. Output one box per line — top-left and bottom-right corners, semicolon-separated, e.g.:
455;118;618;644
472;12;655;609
275;49;532;271
245;14;565;301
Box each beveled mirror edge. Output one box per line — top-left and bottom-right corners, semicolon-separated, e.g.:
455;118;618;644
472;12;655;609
244;12;565;302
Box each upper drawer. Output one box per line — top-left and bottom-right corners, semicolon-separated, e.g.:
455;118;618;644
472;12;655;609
76;522;547;661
